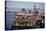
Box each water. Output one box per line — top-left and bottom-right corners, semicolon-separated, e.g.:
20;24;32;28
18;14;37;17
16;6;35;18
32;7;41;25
6;11;16;30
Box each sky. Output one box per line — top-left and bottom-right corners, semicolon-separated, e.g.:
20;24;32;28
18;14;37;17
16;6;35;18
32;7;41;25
6;1;45;9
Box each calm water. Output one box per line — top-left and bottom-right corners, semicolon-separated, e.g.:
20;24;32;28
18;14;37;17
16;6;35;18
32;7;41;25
6;11;16;30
